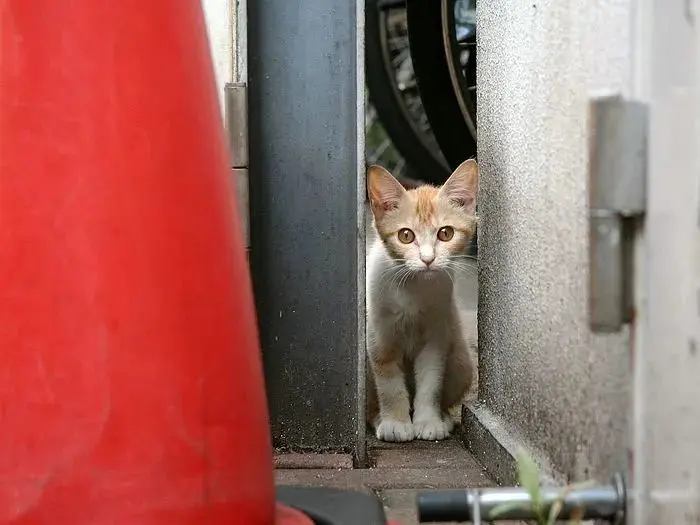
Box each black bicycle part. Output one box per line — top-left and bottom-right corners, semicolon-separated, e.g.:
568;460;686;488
277;486;388;525
405;0;477;170
366;0;451;184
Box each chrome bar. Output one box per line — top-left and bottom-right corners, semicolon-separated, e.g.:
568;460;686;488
417;473;625;523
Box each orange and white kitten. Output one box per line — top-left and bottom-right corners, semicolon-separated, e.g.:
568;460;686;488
366;160;478;442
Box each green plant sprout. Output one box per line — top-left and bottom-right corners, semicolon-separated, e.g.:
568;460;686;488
490;449;593;525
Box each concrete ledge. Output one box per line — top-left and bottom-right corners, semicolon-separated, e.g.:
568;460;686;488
370;442;485;470
459;402;557;486
275;453;354;470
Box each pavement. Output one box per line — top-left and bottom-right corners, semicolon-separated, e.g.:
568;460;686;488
275;436;494;524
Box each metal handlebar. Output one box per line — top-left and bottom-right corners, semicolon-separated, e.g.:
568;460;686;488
417;472;626;524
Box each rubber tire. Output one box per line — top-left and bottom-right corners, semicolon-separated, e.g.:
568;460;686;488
278;486;388;525
405;0;477;170
365;0;451;184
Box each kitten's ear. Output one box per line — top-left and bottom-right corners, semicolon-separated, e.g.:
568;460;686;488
439;159;478;215
367;165;406;218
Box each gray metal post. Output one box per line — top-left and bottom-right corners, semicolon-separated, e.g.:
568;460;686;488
247;0;364;456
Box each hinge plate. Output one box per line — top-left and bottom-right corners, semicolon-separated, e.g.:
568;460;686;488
589;96;648;214
588;96;648;333
224;83;249;169
224;83;249;249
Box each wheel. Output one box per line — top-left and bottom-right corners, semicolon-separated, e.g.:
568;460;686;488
405;0;477;170
278;486;388;524
365;0;451;185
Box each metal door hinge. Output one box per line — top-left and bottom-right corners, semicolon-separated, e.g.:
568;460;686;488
588;96;648;333
224;83;250;250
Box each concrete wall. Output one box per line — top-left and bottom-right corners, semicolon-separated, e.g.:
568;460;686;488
475;0;633;481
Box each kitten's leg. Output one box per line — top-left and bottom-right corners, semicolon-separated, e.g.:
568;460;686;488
369;347;414;442
413;342;453;441
440;336;474;413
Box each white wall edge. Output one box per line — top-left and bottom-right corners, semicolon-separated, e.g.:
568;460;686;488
201;0;234;119
234;0;248;83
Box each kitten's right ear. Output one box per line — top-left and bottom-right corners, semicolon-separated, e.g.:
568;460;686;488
367;165;405;218
439;159;479;215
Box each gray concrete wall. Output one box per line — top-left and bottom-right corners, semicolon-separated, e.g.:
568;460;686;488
475;0;633;480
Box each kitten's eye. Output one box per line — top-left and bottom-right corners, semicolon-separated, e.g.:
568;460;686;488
437;226;454;241
397;228;415;244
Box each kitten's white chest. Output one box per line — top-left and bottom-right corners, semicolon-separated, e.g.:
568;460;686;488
392;286;422;317
366;240;454;353
388;293;423;333
380;278;452;347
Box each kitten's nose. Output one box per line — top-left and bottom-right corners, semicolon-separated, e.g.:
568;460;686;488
420;253;435;267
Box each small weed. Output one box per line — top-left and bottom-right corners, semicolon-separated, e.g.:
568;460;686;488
491;449;592;524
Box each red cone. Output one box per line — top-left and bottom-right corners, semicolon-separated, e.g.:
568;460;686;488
0;2;276;523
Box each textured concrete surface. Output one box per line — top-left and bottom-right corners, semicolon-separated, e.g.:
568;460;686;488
460;403;535;486
475;0;632;480
274;453;354;470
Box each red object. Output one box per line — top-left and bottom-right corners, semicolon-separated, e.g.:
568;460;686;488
0;1;283;524
274;504;314;525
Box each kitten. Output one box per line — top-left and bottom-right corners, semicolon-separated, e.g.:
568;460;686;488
365;160;478;442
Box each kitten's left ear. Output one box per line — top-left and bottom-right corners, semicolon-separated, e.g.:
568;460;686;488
439;159;478;215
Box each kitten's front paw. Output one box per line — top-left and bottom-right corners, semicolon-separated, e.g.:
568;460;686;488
414;416;454;441
375;420;415;442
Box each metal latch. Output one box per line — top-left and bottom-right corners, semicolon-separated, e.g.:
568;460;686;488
224;83;250;250
588;96;648;333
417;473;626;524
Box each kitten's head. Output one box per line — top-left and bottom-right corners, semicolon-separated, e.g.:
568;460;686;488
367;160;478;276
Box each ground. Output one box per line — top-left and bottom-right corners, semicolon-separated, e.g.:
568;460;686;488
275;436;492;524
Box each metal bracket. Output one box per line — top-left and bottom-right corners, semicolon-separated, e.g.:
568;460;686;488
588;96;648;333
224;83;250;249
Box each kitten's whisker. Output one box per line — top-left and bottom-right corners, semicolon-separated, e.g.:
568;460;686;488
450;267;477;275
379;267;400;279
391;266;412;290
384;268;401;290
451;260;477;266
447;254;478;262
391;268;405;288
447;258;477;266
440;267;456;287
447;262;478;274
446;256;478;264
397;267;410;288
